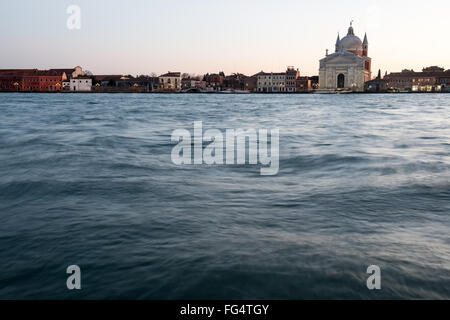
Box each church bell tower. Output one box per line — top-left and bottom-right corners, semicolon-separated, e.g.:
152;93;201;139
362;33;369;57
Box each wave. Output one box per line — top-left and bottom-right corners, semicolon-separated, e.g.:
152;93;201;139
281;153;370;171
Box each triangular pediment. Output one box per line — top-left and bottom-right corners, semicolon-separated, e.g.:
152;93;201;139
320;52;364;64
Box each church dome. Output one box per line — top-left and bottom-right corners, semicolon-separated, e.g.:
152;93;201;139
340;35;362;51
339;23;363;52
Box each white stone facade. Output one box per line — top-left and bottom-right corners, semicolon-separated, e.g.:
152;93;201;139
319;23;371;92
319;52;369;92
70;78;92;91
257;73;286;92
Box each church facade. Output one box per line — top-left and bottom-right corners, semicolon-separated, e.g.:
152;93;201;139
319;22;372;92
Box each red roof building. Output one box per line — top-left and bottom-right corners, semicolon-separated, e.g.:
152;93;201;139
0;69;66;92
203;73;224;91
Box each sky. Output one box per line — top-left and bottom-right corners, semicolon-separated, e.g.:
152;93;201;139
1;0;449;77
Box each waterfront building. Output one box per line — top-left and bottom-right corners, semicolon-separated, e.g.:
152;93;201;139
383;66;450;92
309;76;319;90
284;67;312;93
223;73;253;91
93;75;126;87
285;67;300;93
0;69;66;92
0;70;31;91
182;78;206;90
319;22;372;92
158;72;181;92
181;78;193;90
257;72;286;92
62;80;70;91
119;76;159;92
51;66;85;80
256;73;269;92
70;77;92;92
51;66;85;90
91;75;158;92
365;70;388;93
203;73;224;91
245;73;259;92
296;76;312;92
436;73;450;92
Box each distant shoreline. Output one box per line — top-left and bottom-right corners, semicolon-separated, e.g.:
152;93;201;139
0;91;448;95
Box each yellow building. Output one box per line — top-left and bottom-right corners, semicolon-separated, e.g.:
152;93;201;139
159;72;181;92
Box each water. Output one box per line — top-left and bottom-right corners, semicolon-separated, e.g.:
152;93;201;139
0;93;449;300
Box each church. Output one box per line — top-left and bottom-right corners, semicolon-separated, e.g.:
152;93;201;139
319;22;372;92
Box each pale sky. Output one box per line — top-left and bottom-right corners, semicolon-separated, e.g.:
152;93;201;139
1;0;449;77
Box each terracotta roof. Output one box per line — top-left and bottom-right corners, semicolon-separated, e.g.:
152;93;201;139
134;76;159;81
50;68;76;75
71;76;92;80
0;69;38;75
257;72;285;76
386;70;450;78
31;70;64;76
0;69;67;77
93;75;124;81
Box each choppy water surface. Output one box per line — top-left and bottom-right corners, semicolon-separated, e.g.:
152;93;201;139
0;93;449;299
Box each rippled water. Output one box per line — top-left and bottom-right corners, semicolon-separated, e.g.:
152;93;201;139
0;93;449;299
